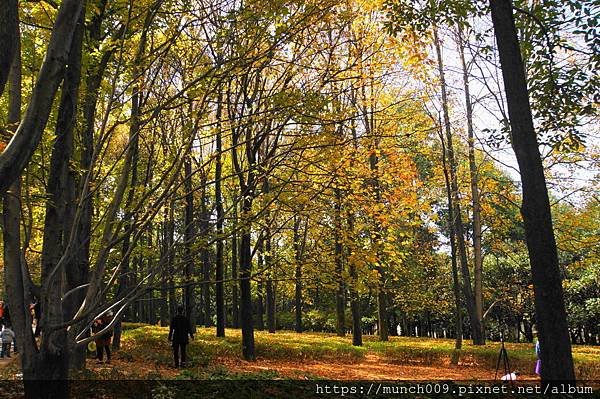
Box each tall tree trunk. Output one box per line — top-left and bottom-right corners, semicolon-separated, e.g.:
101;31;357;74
215;90;225;337
369;150;388;342
146;229;156;325
457;25;485;345
0;0;18;97
130;231;141;323
256;281;265;331
3;18;38;395
231;201;240;328
113;51;142;351
167;199;176;320
5;171;54;398
215;92;225;337
40;4;84;382
200;177;212;326
439;124;464;361
54;8;85;367
265;277;275;333
264;179;276;334
348;114;362;346
29;7;85;394
75;1;163;315
490;0;575;382
347;213;363;346
360;69;388;342
240;195;256;360
160;208;169;326
293;217;303;333
433;26;484;345
0;0;85;195
69;0;111;363
256;241;265;331
184;156;197;333
334;188;345;337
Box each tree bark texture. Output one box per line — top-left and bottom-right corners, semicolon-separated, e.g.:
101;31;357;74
490;0;575;381
0;0;85;195
457;25;485;345
334;188;345;337
0;0;18;97
433;26;484;345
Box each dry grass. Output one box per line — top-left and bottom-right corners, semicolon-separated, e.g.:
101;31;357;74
0;325;597;382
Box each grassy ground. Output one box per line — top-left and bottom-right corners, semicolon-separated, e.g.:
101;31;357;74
82;324;600;381
1;324;598;382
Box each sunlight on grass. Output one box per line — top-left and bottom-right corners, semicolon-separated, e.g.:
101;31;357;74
119;325;600;380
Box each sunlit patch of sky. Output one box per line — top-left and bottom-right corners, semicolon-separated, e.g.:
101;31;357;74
434;19;598;208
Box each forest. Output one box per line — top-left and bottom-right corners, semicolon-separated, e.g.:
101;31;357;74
0;0;598;398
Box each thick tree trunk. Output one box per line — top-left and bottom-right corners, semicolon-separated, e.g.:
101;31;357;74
264;179;276;334
439;125;464;360
4;175;38;391
239;196;256;360
490;0;575;382
146;230;156;325
2;27;22;310
256;280;265;331
2;21;41;397
215;92;225;337
201;180;212;326
167;199;176;319
0;0;85;195
266;278;275;333
112;4;163;335
0;0;18;97
68;0;111;364
294;264;302;332
113;135;139;349
457;26;485;345
334;188;345;337
35;5;85;383
293;217;303;333
347;214;362;346
256;241;265;331
369;151;388;342
38;7;84;383
45;8;85;367
433;26;484;345
231;204;240;328
160;209;169;326
184;156;197;333
114;39;142;350
348;117;362;346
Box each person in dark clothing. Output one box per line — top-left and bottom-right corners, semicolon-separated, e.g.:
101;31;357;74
93;312;113;363
168;306;193;368
1;325;16;358
0;305;16;353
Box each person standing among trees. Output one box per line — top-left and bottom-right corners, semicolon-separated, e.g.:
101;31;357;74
169;305;194;368
93;311;114;364
0;301;4;326
0;324;15;358
0;304;15;353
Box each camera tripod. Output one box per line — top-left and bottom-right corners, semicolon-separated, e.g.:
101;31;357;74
494;333;513;382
